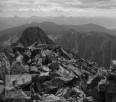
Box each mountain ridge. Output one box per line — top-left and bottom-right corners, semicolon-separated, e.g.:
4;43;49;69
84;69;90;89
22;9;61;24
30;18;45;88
55;29;116;69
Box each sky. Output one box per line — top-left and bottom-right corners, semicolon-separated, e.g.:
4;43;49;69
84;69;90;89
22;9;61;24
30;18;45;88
0;0;116;17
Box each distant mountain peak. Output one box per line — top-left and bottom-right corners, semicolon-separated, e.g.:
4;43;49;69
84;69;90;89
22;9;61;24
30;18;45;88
81;23;106;29
67;29;76;33
31;22;39;25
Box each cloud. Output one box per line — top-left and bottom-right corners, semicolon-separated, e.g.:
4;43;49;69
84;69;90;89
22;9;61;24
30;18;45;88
45;0;116;9
79;0;116;9
0;0;116;10
0;0;116;17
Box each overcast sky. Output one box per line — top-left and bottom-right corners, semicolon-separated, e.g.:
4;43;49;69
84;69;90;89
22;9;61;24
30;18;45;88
0;0;116;17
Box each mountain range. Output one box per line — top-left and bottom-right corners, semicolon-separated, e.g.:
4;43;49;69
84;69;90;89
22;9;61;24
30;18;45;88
0;22;116;68
0;16;116;31
0;22;116;44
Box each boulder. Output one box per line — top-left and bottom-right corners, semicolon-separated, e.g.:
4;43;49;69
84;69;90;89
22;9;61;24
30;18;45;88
49;62;60;71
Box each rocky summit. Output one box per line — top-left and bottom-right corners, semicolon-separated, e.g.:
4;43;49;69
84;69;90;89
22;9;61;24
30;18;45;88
0;27;116;102
16;27;54;47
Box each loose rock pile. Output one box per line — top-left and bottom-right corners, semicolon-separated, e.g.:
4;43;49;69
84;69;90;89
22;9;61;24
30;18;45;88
0;43;116;102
